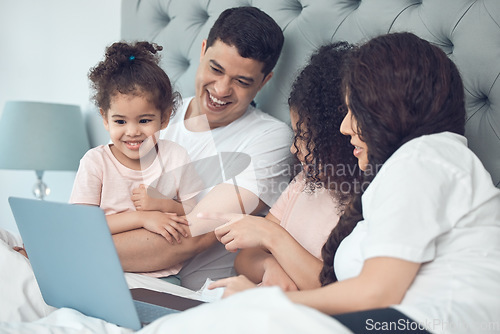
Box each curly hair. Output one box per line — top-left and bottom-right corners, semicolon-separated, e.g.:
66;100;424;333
319;32;466;285
288;42;361;207
88;41;180;121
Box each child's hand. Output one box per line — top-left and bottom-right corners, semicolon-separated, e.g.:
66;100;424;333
197;212;279;252
132;184;165;211
142;211;190;244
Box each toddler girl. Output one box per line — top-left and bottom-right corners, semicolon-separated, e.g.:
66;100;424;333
70;41;198;279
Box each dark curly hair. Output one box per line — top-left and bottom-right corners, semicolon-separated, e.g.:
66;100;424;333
288;42;361;207
88;41;180;121
319;32;466;285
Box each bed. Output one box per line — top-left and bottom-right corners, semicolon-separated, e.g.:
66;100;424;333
1;0;499;333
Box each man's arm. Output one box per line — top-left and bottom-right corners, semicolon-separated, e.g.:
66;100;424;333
187;183;268;237
113;228;216;272
113;183;267;272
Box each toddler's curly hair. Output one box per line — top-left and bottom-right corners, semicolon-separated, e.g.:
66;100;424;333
89;41;179;120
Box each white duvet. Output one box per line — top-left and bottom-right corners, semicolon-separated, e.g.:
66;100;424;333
0;228;350;333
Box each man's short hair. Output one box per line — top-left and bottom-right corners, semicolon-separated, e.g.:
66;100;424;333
206;6;284;77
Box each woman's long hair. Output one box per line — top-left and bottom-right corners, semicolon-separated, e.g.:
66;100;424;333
320;32;466;285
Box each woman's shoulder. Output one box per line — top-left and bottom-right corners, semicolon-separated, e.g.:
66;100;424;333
371;132;489;194
409;131;465;149
386;132;470;171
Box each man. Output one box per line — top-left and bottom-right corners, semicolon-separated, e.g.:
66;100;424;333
113;7;293;290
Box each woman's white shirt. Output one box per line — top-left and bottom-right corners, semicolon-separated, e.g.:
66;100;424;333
334;132;500;334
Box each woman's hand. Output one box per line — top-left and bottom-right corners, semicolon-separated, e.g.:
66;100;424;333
141;211;190;244
208;275;257;298
197;212;282;252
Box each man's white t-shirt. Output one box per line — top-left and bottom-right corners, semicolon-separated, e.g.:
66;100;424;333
160;97;294;289
334;132;500;334
161;97;293;206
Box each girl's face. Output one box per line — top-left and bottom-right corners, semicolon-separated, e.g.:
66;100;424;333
340;98;369;171
102;93;168;170
289;109;311;167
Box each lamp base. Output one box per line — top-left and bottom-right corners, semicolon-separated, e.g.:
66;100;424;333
33;170;50;200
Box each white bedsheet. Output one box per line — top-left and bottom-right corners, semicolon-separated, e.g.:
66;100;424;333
0;228;350;333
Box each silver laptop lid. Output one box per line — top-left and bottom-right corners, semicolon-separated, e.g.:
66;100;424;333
8;197;142;330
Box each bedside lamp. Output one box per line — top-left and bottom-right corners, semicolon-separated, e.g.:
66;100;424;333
0;101;90;199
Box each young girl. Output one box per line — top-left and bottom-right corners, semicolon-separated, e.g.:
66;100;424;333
204;42;360;291
70;41;199;279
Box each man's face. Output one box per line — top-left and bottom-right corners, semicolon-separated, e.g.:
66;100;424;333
192;39;273;129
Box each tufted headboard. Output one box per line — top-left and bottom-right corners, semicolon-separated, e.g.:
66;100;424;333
121;0;500;187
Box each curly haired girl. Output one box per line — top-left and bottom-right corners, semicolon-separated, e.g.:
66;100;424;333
206;42;360;293
71;41;199;280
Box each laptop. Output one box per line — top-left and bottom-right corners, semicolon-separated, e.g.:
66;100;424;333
8;197;205;330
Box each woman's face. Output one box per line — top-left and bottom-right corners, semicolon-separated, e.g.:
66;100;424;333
340;98;369;171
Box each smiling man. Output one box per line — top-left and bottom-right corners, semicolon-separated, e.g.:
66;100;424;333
112;7;294;290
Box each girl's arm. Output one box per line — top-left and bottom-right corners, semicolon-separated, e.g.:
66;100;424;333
207;212;323;290
233;212;298;289
234;248;272;283
106;211;189;244
235;248;298;291
287;257;420;314
148;197;195;216
261;222;323;290
131;184;195;215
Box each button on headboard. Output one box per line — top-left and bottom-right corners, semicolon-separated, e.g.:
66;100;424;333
122;0;500;187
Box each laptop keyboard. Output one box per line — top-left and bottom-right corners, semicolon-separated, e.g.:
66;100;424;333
133;300;178;325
